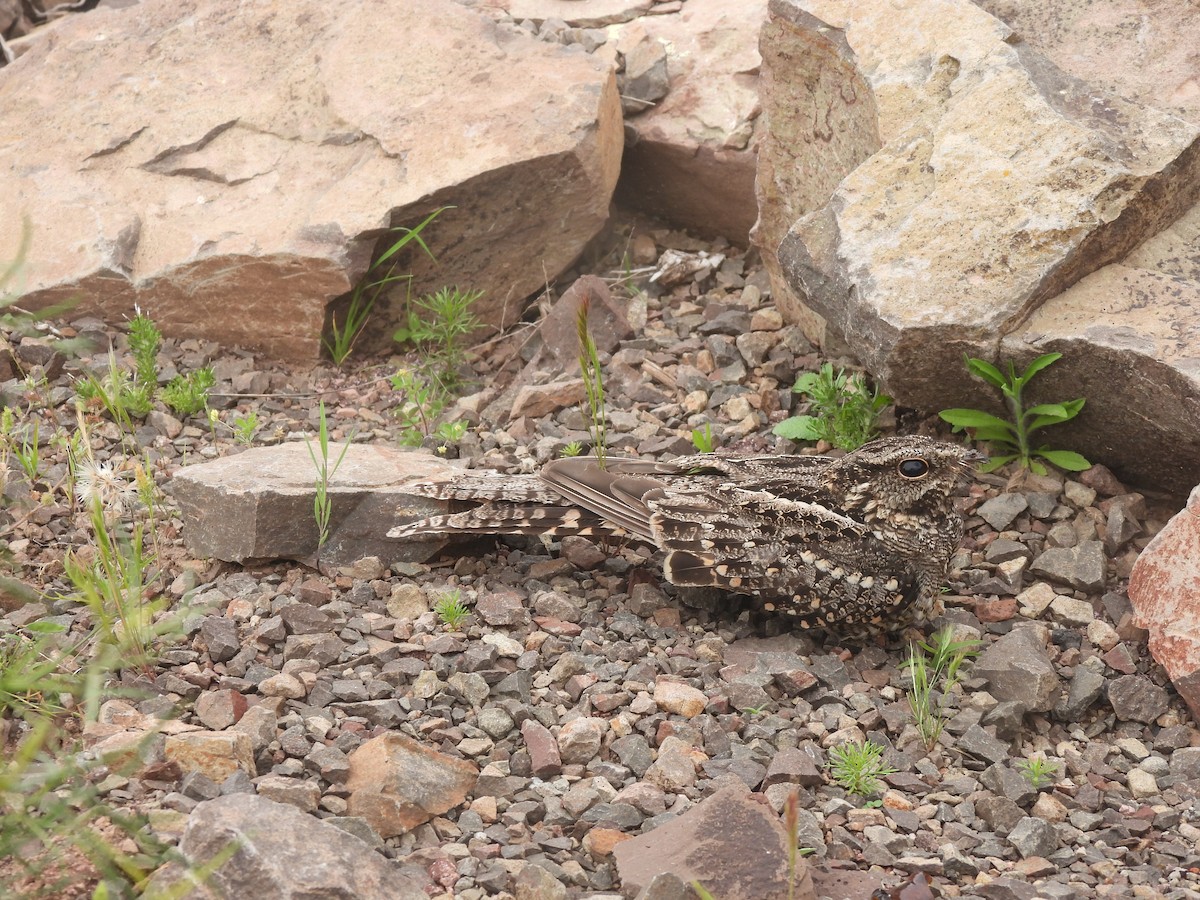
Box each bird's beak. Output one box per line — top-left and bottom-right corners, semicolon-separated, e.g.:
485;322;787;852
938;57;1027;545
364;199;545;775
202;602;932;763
964;448;989;466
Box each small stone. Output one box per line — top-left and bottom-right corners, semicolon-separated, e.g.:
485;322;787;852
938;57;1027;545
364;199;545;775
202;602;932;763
977;493;1029;531
1127;768;1159;799
974;627;1060;712
1016;583;1057;618
513;863;567;900
387;583;428;619
644;736;697;792
1085;619;1120;651
1108;675;1169;723
1062;481;1097;508
164;731;256;783
194;689;248;730
259;673;307;699
1007;816;1059;859
653;680;707;718
1030;541;1106;592
199;616;241;663
557;718;604;765
255;774;320;812
521;719;563;777
1049;595;1095;627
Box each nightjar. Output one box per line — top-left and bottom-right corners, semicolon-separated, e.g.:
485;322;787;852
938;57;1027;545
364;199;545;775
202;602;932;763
388;435;983;636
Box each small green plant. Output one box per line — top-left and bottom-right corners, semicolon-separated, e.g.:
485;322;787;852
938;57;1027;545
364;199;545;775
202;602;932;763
434;419;468;443
390;368;448;448
773;364;891;450
560;440;584;458
901;627;983;750
126;309;162;393
577;298;608;469
393;286;483;394
12;417;40;483
77;349;154;428
305;400;353;550
434;590;470;630
230;410;260;445
160;367;215;417
1017;756;1060;790
327;207;447;366
691;422;716;453
826;740;896;798
63;498;168;681
939;353;1090;475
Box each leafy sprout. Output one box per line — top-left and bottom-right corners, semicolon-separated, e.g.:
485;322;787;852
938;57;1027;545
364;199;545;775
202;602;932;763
939;353;1090;475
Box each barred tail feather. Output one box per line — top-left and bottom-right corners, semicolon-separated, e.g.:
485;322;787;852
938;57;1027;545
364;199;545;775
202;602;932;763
387;504;631;540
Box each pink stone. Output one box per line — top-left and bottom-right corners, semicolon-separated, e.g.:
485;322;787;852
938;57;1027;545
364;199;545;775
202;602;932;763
1128;485;1200;721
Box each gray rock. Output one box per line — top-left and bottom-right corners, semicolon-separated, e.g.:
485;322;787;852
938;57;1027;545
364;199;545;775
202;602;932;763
198;616;240;663
1055;662;1107;720
977;494;1030;532
174;443;462;569
513;862;568;900
975;795;1025;834
981;763;1038;806
1006;816;1060;859
1108;674;1170;723
958;725;1010;766
1171;747;1200;780
1029;541;1106;592
614;785;815;899
166;794;427;899
974;627;1061;712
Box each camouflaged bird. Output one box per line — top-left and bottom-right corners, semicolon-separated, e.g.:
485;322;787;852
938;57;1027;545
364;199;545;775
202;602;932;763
388;436;983;636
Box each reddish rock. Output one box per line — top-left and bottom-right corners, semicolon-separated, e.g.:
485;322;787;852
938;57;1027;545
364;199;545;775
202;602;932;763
1128;486;1200;721
583;827;633;858
976;597;1018;623
521;719;563;778
345;733;478;838
164;731;256;783
613;784;815;899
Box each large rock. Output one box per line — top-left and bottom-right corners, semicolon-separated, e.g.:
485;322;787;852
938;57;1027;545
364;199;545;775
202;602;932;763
1128;485;1200;723
612;784;815;899
614;0;768;242
758;0;1200;494
344;732;479;838
155;794;428;899
2;0;621;357
169;443;459;569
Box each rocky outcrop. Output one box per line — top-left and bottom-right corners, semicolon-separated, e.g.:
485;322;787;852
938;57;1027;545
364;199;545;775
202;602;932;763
1;0;621;357
756;0;1200;495
614;0;768;243
496;0;767;243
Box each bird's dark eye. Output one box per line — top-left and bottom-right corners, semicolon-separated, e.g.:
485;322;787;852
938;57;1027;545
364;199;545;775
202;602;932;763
898;458;929;479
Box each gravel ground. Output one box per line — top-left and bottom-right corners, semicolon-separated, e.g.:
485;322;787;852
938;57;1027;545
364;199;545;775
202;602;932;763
3;219;1199;899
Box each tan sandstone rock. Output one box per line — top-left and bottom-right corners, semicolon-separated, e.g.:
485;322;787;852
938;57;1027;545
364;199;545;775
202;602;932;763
759;0;1200;494
615;0;768;242
169;443;460;569
1;0;621;357
345;732;479;838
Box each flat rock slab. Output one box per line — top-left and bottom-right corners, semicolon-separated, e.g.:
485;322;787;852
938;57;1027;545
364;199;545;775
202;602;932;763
613;784;816;899
168;443;459;569
152;794;427;900
1129;484;1200;723
2;0;621;356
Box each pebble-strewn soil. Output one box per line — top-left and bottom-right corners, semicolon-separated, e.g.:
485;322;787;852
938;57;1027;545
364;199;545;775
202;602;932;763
3;217;1199;899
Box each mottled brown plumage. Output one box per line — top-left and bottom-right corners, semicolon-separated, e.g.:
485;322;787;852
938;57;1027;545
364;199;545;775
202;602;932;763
388;436;983;636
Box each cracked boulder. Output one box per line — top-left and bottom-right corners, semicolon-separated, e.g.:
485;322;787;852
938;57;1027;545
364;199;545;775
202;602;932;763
1;0;621;357
757;0;1200;494
168;443;459;570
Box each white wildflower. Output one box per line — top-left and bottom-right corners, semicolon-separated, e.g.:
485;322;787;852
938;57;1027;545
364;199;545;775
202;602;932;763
75;459;137;516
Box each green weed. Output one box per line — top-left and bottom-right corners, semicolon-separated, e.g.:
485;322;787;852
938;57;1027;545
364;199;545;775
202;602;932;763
560;440;584;458
773;363;891;450
160;367;215;417
826;740;896;799
390;368;447;448
126;309;161;394
327;207;447;366
230;410;259;445
434;590;470;630
393;286;482;395
576;298;608;469
1017;756;1060;789
305;400;353;551
901;627;982;750
939;353;1090;475
691;422;716;453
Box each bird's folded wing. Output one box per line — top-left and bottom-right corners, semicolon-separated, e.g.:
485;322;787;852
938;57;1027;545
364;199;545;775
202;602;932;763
538;457;672;541
400;472;563;504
